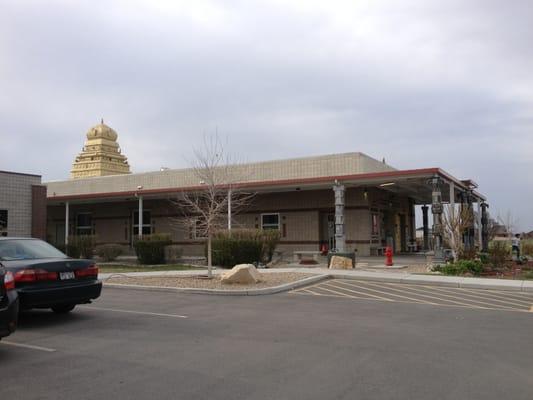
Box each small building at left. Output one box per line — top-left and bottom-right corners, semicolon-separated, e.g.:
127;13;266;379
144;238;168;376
0;170;47;239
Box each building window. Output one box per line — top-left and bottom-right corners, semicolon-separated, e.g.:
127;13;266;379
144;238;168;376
193;219;207;239
133;210;152;236
0;210;7;236
261;213;280;230
76;212;92;235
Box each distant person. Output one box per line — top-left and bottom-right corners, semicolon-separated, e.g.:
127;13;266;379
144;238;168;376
511;234;521;259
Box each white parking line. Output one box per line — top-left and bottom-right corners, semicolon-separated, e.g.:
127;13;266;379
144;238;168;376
336;280;440;306
80;306;188;319
0;341;56;352
324;281;394;302
356;281;520;311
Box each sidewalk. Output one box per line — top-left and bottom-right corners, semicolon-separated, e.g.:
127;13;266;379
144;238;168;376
100;267;533;293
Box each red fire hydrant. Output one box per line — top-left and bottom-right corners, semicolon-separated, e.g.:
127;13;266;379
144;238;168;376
385;246;393;266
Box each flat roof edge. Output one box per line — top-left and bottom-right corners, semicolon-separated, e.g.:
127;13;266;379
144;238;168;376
48;167;457;201
0;170;42;178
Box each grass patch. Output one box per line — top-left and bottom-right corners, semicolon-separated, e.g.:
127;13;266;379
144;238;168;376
522;271;533;280
98;264;201;273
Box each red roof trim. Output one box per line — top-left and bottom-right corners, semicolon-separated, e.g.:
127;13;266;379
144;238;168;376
47;167;473;201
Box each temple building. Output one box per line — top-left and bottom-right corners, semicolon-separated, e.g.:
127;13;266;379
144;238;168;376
46;147;489;257
70;120;131;179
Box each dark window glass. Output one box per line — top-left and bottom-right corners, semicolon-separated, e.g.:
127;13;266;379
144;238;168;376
133;211;152;236
133;211;151;225
76;214;91;227
0;210;7;230
262;214;280;230
76;213;92;235
195;219;207;239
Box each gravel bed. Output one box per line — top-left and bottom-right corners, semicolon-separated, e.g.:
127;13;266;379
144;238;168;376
104;272;313;290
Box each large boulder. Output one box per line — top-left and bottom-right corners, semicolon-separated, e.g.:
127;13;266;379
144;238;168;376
329;255;353;270
221;264;262;284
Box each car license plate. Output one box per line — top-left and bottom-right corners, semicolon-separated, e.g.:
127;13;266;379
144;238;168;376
59;271;75;280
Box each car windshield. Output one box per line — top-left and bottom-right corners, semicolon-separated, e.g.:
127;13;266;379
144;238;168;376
0;239;67;261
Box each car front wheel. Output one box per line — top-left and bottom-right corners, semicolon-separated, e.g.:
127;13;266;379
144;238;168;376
51;304;76;314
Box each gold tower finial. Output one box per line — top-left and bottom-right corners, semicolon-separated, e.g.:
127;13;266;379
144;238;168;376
70;121;131;179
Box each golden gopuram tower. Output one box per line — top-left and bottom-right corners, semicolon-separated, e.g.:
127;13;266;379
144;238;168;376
70;120;131;179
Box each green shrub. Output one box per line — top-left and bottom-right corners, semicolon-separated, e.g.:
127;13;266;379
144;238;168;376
73;235;96;259
54;242;80;258
66;243;82;259
211;229;263;268
434;260;484;276
164;245;182;263
56;235;96;259
211;229;280;268
133;234;172;265
478;252;490;265
95;244;123;262
489;241;509;268
458;247;477;261
261;229;281;263
523;271;533;280
521;240;533;256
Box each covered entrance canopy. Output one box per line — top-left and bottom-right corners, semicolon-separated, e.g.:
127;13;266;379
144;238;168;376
46;153;488;257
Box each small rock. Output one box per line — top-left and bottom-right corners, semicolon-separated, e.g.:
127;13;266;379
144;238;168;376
221;264;262;284
329;256;353;270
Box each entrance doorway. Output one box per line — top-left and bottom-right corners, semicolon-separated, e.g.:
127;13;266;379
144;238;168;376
320;213;335;251
399;214;407;252
56;224;65;245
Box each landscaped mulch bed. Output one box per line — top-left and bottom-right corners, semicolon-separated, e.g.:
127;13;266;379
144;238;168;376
104;272;313;290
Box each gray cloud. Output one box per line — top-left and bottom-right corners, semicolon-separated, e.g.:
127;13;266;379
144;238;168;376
1;0;532;229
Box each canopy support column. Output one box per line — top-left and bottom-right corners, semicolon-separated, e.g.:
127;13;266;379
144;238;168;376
65;201;69;246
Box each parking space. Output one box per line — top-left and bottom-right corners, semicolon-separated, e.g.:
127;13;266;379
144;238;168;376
2;286;533;400
292;279;533;313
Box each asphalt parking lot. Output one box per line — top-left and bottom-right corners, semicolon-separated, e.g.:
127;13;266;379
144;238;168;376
1;285;533;400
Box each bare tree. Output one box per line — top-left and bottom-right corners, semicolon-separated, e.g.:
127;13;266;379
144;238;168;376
497;210;518;239
171;135;254;277
486;217;499;242
442;204;474;260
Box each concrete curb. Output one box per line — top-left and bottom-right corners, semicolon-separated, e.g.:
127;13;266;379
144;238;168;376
331;272;531;292
104;274;329;296
363;265;408;270
102;269;533;294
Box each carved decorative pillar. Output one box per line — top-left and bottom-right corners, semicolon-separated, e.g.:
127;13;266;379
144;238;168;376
481;202;489;253
422;205;429;250
461;190;475;252
477;202;482;249
430;176;443;258
333;182;346;252
408;198;416;247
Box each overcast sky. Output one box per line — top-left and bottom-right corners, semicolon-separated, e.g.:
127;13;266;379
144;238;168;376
1;0;532;230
